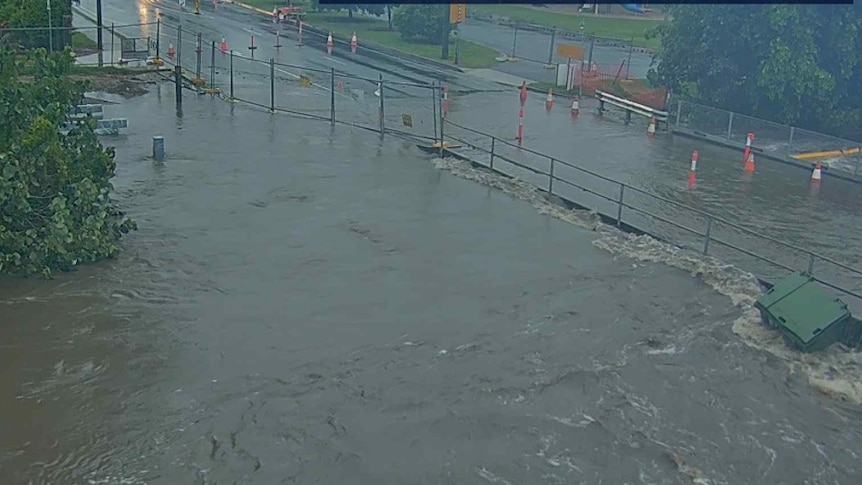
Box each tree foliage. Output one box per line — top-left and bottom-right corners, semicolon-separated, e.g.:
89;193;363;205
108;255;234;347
0;48;136;277
0;0;72;50
392;4;448;44
651;4;862;140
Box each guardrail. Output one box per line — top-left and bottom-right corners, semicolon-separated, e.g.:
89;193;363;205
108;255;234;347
596;89;668;127
440;118;862;305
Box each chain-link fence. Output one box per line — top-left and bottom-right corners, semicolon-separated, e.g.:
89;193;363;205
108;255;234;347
673;100;862;175
152;24;440;143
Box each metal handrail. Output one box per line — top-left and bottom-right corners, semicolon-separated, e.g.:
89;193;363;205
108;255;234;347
442;119;862;302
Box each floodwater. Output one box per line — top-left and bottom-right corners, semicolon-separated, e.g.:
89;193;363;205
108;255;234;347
2;83;862;484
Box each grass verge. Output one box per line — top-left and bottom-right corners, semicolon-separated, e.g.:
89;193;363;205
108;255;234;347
471;5;662;50
71;31;98;51
234;2;498;69
306;13;498;69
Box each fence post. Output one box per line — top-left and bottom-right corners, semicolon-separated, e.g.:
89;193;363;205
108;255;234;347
174;24;183;108
270;58;275;113
807;253;815;275
788;126;795;152
439;114;445;158
626;37;633;80
378;73;385;135
703;217;713;255
511;23;518;58
110;23;114;66
432;82;439;142
210;41;216;89
156;18;161;60
548;157;555;194
490;136;495;169
229;50;234;101
547;27;556;65
726;111;733;140
330;68;335;126
616;184;625;227
195;33;202;83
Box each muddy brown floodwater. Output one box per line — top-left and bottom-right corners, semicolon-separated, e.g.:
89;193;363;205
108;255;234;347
1;86;861;484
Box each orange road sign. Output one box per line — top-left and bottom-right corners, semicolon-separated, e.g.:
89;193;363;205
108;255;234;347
449;4;466;24
556;43;584;59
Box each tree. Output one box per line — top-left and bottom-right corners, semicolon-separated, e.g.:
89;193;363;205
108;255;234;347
0;47;136;277
651;4;862;140
0;0;72;51
392;4;448;45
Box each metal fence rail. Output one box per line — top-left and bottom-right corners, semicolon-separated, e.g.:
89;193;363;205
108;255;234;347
442;118;862;306
672;100;862;175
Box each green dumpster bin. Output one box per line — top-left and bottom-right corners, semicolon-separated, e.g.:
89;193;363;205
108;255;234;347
754;272;851;353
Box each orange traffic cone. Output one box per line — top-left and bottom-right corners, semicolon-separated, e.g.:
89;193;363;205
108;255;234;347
647;116;656;137
570;97;580;116
688;151;698;189
743;133;755;163
168;43;175;58
326;32;334;54
744;152;755;173
545;88;554;111
350;32;358;54
811;162;822;184
442;85;450;117
337;80;344;91
220;37;228;52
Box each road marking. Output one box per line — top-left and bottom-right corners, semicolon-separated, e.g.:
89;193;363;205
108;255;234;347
322;56;346;66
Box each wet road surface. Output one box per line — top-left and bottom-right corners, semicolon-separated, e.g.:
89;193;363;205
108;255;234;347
2;84;862;484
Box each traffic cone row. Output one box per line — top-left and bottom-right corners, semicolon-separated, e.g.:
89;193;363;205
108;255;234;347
683;150;824;190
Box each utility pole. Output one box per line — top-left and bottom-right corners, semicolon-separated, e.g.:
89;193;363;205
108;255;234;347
440;7;449;61
46;0;53;53
96;0;104;66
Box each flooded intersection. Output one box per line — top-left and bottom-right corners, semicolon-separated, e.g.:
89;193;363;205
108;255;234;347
1;87;861;484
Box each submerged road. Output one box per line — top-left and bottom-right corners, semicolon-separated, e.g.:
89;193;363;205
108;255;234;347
2;84;862;484
76;1;862;296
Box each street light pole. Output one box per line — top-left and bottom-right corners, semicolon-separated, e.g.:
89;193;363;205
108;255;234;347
46;0;52;53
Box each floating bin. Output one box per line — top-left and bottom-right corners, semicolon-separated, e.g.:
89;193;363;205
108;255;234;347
754;272;851;353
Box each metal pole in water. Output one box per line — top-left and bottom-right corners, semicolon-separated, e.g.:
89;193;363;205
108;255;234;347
726;112;734;140
616;185;625;227
490;137;495;169
152;136;165;161
210;41;216;89
548;157;555;194
703;217;713;255
431;82;438;142
626;37;633;80
175;25;183;107
547;27;556;65
156;18;161;60
229;50;234;100
270;58;275;112
330;67;335;126
378;73;385;135
195;33;202;82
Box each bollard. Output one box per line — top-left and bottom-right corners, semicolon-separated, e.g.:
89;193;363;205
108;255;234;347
152;136;165;161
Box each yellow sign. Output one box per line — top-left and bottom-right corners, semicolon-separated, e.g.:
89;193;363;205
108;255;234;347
402;114;413;128
449;4;466;24
299;75;311;87
555;43;584;59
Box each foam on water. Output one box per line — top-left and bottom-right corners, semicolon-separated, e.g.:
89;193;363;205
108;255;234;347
431;154;862;405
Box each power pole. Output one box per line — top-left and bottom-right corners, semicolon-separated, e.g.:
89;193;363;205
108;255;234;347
96;0;103;66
